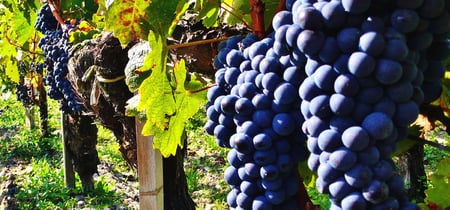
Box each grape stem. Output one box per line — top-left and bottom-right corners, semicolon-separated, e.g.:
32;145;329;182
407;134;450;152
168;37;230;49
47;0;66;30
186;83;217;94
3;28;43;57
250;0;266;39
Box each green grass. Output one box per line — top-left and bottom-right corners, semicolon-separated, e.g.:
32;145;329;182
0;98;61;162
3;93;450;209
0;96;133;209
15;157;123;209
97;125;132;174
185;109;229;209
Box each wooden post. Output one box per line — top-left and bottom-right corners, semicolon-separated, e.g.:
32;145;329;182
61;112;75;188
25;106;35;129
136;119;164;210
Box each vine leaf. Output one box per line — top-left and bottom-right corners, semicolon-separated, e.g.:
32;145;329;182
197;1;220;27
61;0;98;20
104;0;150;47
145;0;188;37
138;31;176;134
423;156;450;209
152;60;206;157
222;0;252;26
11;11;35;46
5;59;20;83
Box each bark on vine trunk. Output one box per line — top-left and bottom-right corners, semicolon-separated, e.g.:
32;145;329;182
37;82;49;137
163;137;196;210
24;107;35;130
406;144;427;202
67;33;196;206
398;144;427;203
65;113;99;191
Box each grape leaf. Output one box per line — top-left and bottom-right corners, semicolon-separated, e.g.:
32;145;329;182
169;1;190;36
104;0;150;47
0;28;20;83
125;94;146;120
222;0;252;26
152;60;207;157
424;156;450;209
11;10;35;45
124;41;151;92
220;0;279;30
61;0;98;20
5;58;20;83
138;31;176;133
197;1;220;28
262;0;280;30
144;0;188;36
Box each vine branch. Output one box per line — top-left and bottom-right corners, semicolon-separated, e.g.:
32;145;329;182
407;134;450;152
168;37;229;49
47;0;66;29
3;28;44;57
250;0;265;39
186;83;217;94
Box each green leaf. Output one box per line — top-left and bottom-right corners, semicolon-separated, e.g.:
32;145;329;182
104;0;150;47
138;31;175;134
145;0;188;36
169;1;190;36
424;156;450;208
124;41;152;92
218;0;280;32
262;0;280;31
441;71;450;110
61;0;98;20
11;10;34;45
153;59;207;157
197;1;220;27
6;58;20;83
140;31;165;73
125;94;146;120
222;0;251;26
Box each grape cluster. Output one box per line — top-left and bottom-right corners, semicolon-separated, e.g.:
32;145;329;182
207;0;448;209
284;0;447;209
35;5;82;113
15;83;33;107
205;31;310;208
34;4;58;34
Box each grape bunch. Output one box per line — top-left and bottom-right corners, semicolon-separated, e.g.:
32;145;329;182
206;0;448;209
35;5;82;113
34;3;58;34
15;83;33;107
205;31;311;208
283;0;447;209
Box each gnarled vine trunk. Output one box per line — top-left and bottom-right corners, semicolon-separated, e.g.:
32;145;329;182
64;113;99;190
67;32;195;209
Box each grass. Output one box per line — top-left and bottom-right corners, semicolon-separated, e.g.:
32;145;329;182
185;108;229;209
0;96;134;209
2;93;450;209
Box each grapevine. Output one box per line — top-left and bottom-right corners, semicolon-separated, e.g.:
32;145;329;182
0;0;449;209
